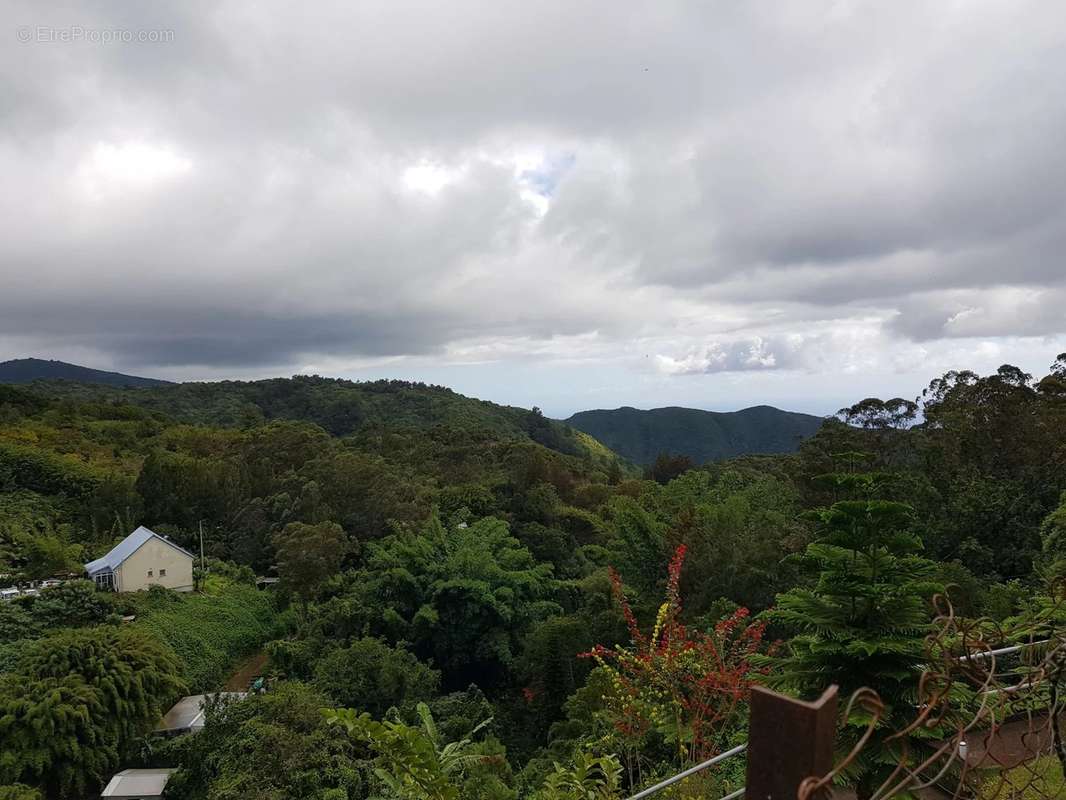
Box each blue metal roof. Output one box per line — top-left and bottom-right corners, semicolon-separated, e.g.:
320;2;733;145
84;526;194;576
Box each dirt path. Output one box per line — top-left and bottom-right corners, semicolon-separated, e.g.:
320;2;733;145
223;651;268;691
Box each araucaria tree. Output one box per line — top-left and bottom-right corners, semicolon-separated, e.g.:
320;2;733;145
754;494;942;800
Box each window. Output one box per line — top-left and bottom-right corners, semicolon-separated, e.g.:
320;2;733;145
147;569;153;577
159;568;167;577
94;572;115;590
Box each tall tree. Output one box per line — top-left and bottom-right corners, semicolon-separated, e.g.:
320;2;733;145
753;493;943;800
273;520;348;609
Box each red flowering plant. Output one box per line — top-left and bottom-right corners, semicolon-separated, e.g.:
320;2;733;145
581;544;775;770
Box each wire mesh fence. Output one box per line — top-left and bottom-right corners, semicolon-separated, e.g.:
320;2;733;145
799;585;1066;800
620;583;1066;800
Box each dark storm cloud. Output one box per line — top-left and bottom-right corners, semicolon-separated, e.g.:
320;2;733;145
2;0;1066;385
0;305;458;368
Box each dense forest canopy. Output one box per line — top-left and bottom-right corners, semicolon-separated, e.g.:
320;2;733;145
1;358;1065;799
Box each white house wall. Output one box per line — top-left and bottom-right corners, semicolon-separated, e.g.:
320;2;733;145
114;537;194;592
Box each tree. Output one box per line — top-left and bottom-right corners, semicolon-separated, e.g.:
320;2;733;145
273;521;348;608
0;603;39;646
325;701;495;800
645;453;694;485
753;496;943;800
0;785;42;800
836;398;918;430
0;674;113;797
313;637;440;717
1040;491;1066;576
18;626;185;746
165;682;364;800
349;514;558;687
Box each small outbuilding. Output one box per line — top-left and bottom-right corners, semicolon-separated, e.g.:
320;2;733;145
85;526;195;593
100;768;176;799
155;692;246;736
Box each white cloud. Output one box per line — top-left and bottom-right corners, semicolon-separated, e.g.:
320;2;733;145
2;0;1065;414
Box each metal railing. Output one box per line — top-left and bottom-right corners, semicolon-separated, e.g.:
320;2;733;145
956;639;1049;662
621;639;1057;800
624;743;747;800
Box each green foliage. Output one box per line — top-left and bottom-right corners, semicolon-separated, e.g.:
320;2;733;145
326;701;499;800
128;581;277;691
0;441;101;500
35;375;613;464
347;514;559;686
274;521;349;606
0;491;82;579
754;495;943;798
533;753;622;800
313;637;440;717
0;784;42;800
24;580;117;628
644;453;694;485
1039;491;1066;576
4;363;1066;798
0;674;114;798
0;626;183;797
164;682;364;800
18;626;185;741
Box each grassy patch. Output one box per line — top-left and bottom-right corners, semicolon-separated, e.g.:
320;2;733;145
128;579;278;692
978;757;1066;799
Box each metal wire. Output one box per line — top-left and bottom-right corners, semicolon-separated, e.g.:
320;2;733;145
799;586;1066;800
622;597;1064;800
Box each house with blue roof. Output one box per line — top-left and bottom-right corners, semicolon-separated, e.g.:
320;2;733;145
85;526;195;593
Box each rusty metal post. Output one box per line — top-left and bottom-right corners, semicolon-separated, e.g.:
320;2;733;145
745;685;838;800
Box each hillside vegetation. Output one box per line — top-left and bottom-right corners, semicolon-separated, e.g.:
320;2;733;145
565;404;824;464
29;374;623;467
1;360;1066;799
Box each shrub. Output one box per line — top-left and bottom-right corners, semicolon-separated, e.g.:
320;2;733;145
26;580;116;629
584;545;770;770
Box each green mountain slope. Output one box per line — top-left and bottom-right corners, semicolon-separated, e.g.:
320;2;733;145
565;404;825;465
24;372;626;470
0;375;633;574
0;358;172;388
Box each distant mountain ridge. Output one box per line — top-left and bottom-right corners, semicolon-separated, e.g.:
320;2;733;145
565;404;825;465
0;358;172;388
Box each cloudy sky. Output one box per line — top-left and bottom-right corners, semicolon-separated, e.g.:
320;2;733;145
3;1;1065;416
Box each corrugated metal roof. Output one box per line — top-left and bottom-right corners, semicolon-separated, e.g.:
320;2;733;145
156;692;246;733
84;526;194;576
101;768;176;798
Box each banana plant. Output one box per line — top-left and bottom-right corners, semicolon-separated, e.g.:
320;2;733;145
325;702;491;800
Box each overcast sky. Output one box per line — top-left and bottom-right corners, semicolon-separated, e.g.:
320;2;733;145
3;1;1065;416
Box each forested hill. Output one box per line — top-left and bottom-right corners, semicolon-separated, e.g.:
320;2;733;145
565;404;825;464
0;358;172;388
22;373;624;467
